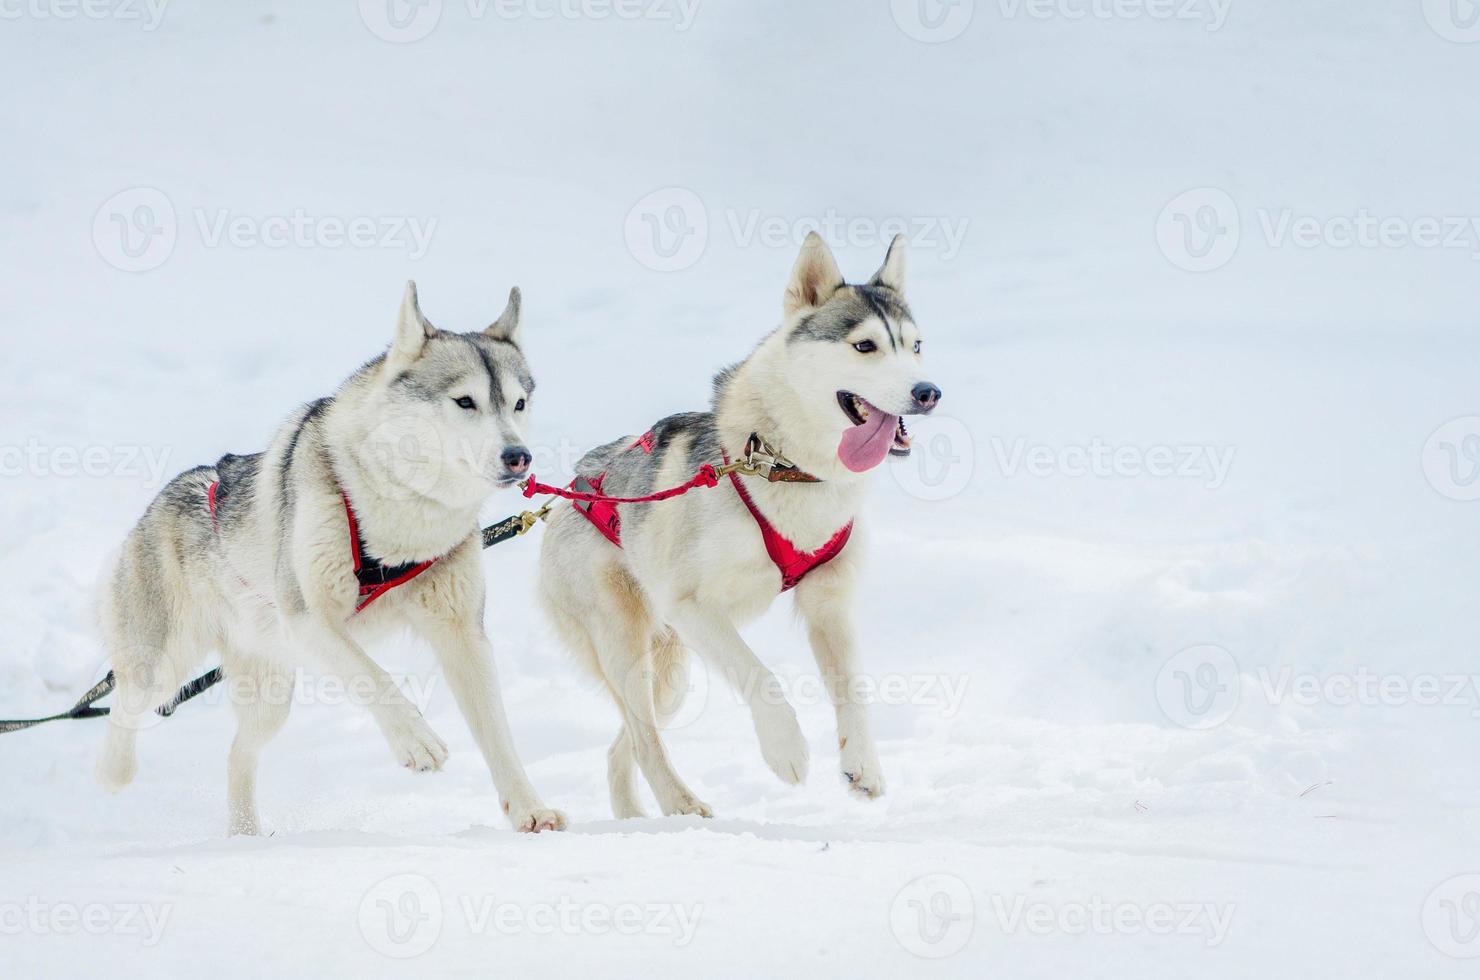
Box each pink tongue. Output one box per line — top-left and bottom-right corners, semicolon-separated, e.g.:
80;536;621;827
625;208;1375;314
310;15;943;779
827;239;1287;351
837;405;899;472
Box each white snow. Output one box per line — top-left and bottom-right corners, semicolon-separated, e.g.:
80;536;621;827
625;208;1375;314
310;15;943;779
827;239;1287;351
3;1;1479;977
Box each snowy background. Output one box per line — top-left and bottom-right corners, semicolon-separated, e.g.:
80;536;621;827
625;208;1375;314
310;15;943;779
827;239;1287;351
3;0;1479;976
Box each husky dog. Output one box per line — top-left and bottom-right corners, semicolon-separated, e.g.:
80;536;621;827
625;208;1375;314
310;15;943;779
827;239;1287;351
96;282;566;836
538;233;941;818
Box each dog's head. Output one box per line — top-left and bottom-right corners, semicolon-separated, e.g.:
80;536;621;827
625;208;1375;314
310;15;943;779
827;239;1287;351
363;281;536;505
775;233;941;474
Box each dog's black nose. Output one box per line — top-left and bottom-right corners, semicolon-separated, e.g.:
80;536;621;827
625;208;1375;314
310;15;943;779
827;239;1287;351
912;382;942;412
501;447;532;473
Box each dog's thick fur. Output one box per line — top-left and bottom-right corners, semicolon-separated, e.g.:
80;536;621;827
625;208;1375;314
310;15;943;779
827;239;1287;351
538;234;939;818
95;282;566;836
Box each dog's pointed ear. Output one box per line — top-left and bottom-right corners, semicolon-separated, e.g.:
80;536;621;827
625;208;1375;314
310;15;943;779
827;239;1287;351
868;234;908;295
784;232;844;318
389;280;437;371
484;287;522;344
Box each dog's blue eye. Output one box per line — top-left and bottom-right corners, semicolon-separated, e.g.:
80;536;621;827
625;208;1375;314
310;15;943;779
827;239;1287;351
913;340;922;354
853;340;877;354
454;396;476;410
515;398;526;412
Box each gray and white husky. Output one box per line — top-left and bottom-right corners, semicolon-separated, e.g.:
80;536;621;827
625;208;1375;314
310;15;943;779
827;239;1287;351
538;233;941;818
96;282;566;836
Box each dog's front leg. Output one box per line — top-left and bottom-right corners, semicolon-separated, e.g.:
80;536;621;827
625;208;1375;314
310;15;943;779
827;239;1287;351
294;616;449;772
667;600;810;785
411;612;566;833
794;563;885;799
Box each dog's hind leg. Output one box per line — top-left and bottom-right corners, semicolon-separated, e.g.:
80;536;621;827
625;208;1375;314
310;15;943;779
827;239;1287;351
606;727;646;819
606;629;692;819
96;611;194;793
593;580;711;818
225;652;293;836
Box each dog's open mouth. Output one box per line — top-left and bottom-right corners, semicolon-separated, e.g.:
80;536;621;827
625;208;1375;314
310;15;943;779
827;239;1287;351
836;391;911;472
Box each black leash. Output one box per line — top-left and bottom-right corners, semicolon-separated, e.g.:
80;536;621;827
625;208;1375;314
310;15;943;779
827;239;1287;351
0;505;542;736
0;668;225;735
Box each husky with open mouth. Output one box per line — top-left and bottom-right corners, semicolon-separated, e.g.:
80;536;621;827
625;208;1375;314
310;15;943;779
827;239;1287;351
537;233;941;817
95;282;566;836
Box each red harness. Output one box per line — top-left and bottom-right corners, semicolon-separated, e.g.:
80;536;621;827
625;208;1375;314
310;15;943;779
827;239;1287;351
571;432;853;592
207;480;435;614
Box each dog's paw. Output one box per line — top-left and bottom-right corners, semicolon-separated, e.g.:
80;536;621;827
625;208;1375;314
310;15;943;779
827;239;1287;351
840;738;885;800
661;793;714;818
753;702;810;786
504;801;567;833
380;709;449;772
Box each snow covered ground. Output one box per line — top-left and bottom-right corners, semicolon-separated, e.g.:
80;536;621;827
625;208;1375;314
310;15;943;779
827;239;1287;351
2;1;1479;976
